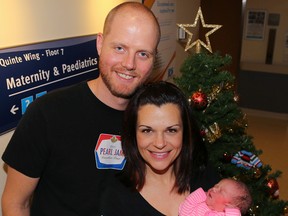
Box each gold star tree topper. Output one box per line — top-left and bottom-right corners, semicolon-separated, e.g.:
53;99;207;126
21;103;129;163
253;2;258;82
177;7;222;53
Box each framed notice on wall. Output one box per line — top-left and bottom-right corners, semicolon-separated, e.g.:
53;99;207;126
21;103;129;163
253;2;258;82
0;35;99;135
245;10;266;40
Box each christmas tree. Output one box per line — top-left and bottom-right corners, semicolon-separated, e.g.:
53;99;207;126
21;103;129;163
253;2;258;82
174;52;288;216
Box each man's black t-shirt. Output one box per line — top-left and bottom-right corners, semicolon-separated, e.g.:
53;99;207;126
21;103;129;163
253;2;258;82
2;82;124;216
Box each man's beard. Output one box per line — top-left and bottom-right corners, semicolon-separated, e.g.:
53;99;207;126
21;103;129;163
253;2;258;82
100;72;137;99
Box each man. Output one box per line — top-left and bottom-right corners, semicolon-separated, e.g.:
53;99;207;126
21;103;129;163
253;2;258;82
1;2;161;215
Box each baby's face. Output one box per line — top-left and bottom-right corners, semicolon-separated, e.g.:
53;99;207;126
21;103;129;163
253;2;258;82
205;179;238;212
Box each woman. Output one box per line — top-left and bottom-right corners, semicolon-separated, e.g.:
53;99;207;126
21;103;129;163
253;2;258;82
99;81;220;216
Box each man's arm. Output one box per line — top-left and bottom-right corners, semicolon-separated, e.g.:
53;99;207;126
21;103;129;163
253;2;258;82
1;166;39;216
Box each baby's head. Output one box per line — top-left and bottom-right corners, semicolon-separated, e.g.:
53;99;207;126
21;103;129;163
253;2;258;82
206;178;252;214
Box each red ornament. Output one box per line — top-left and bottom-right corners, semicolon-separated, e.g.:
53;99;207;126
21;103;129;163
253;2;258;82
252;168;262;179
191;91;208;110
223;152;233;163
267;178;279;199
200;129;206;137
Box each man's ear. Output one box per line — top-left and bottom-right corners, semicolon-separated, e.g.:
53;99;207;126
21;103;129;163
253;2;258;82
96;33;103;55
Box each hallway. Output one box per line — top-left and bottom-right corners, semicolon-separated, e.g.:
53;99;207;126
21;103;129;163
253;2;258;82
243;108;288;201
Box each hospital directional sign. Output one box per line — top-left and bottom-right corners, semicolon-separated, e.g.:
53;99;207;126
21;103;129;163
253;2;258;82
0;35;99;135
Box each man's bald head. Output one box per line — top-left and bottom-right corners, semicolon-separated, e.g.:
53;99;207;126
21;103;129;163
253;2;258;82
103;2;161;47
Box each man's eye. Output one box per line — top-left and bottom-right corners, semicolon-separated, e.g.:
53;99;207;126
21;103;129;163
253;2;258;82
138;52;149;58
115;46;124;52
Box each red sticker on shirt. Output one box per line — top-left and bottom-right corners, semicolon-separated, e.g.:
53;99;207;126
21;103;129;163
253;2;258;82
95;133;126;170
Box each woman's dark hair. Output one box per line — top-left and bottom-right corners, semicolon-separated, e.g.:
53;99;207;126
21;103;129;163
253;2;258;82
121;81;208;194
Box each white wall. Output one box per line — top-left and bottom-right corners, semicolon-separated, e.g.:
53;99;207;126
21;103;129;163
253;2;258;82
241;0;288;74
0;0;127;48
